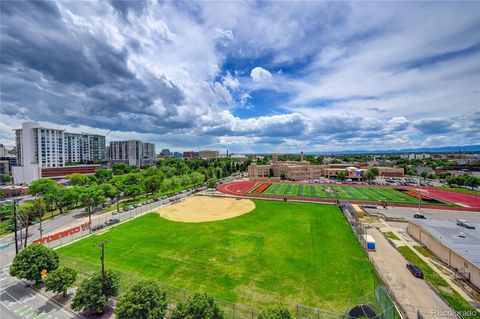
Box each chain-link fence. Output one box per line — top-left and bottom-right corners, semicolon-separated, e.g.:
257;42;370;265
35;191;194;249
338;201;404;319
296;283;400;319
59;254;259;319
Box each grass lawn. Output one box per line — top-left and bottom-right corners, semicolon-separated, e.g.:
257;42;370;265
57;200;374;312
383;231;400;241
251;183;452;206
397;246;478;319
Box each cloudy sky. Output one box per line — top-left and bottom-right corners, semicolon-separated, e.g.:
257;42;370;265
1;1;479;153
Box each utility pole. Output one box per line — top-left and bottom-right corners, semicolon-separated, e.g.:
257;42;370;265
95;240;111;294
37;196;43;239
13;199;18;255
116;192;120;214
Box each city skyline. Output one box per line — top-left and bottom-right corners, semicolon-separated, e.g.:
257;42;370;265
1;1;479;153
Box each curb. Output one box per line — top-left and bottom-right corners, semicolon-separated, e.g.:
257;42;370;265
30;285;79;316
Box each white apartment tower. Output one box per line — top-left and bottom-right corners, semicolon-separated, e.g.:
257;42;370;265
13;122;105;184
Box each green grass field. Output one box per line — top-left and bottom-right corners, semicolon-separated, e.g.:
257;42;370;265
57;200;374;312
251;183;450;205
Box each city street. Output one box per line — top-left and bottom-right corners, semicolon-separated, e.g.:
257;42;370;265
0;207;91;319
0;265;76;319
0;207;90;269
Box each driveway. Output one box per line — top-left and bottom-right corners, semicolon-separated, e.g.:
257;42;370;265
368;227;456;319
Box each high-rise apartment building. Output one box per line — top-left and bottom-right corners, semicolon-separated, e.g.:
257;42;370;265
12;122;105;184
199;150;219;160
64;133;106;164
107;140;156;166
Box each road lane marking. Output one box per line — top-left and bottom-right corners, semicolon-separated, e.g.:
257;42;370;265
0;299;11;310
14;305;29;313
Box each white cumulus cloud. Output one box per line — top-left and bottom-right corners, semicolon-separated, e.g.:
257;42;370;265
250;67;272;82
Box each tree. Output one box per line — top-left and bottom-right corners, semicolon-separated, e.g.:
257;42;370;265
124;184;143;201
28;179;58;197
171;293;224;319
9;243;59;283
0;201;13;219
336;171;347;182
45;266;77;297
370;167;379;176
465;176;480;190
363;169;377;182
99;183;118;204
258;307;292;319
115;280;167;319
144;175;162;195
95;169;112;184
19;202;40;247
207;179;217;189
67;173;89;186
71;270;119;314
112;163;132;175
44;187;74;214
79;186;105;227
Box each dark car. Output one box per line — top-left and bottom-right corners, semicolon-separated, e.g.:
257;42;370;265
105;218;120;226
407;263;424;279
414;213;427;219
91;224;105;232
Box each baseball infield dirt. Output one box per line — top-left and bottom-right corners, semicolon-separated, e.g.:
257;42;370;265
156;196;255;222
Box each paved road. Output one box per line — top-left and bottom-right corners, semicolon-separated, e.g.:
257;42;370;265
369;227;455;319
0;207;91;269
365;206;480;223
0;265;76;319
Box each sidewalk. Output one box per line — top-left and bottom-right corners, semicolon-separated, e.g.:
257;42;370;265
379;221;479;308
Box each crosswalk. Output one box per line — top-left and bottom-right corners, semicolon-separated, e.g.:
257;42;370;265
0;266;63;319
14;304;58;318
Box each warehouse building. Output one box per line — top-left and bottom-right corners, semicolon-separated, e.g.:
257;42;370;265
408;219;480;290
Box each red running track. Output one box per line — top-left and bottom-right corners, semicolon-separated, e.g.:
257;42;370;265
217;181;480;212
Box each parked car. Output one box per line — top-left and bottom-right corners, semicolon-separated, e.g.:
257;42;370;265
457;219;476;229
91;224;105;232
105;218;120;226
414;213;427;219
406;263;424;279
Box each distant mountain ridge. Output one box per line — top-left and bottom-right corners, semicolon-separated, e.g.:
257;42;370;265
249;145;480;156
303;144;480;155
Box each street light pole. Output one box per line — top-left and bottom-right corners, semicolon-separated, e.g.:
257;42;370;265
37;196;43;239
13;199;18;255
417;167;421;213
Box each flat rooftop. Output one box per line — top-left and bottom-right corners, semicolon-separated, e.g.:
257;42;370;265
410;219;480;268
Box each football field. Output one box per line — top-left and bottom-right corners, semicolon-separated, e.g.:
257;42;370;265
252;183;448;205
57;199;374;312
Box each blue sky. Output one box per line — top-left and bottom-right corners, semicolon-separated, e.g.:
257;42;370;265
1;0;479;153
